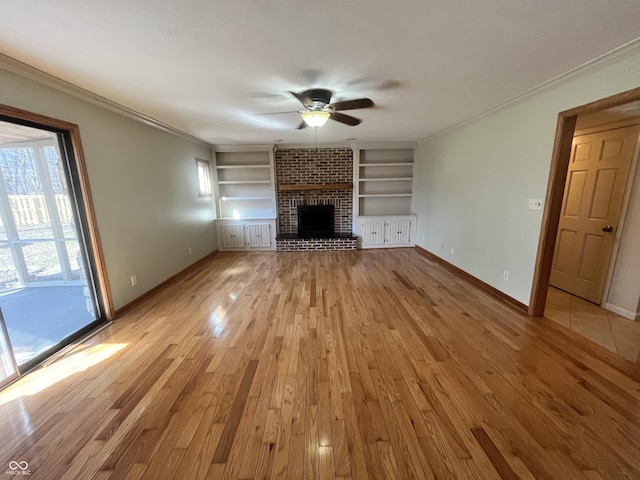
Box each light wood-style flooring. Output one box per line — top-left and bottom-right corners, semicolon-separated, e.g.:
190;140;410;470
1;249;640;479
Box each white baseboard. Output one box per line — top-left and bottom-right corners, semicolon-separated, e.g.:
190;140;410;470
604;303;640;321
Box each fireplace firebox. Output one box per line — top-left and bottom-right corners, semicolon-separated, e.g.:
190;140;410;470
298;204;334;238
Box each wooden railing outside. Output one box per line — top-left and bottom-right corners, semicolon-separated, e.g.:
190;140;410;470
7;195;74;226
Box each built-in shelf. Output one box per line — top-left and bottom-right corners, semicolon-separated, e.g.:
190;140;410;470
218;180;271;184
218;216;276;220
356;147;415;216
279;183;352;192
359;177;413;182
214;149;276;219
220;196;273;201
216;164;271;169
358;162;414;167
358;193;413;198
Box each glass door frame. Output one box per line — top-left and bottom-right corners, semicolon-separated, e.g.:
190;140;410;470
0;307;19;389
0;103;114;379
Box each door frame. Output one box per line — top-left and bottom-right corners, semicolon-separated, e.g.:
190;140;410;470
528;86;640;316
0;103;114;320
0;307;19;389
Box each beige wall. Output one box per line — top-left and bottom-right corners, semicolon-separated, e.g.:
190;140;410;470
0;68;216;310
414;50;640;311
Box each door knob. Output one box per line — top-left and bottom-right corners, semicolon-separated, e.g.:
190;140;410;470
602;225;614;232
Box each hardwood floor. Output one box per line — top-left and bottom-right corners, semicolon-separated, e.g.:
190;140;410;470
1;249;640;479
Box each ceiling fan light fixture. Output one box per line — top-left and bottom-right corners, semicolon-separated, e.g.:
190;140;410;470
301;110;330;127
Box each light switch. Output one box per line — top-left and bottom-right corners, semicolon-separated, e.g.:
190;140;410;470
529;199;543;210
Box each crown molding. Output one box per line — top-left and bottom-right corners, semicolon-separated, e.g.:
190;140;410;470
274;142;356;150
352;141;418;150
419;37;640;145
0;53;210;148
213;144;275;152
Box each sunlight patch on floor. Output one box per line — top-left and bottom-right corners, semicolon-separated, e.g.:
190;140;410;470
0;343;127;406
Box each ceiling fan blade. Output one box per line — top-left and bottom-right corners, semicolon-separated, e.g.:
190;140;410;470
288;91;312;107
296;120;307;130
257;110;300;116
330;98;374;111
330;112;361;126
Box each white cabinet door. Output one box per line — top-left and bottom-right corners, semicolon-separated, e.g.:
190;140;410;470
397;219;411;245
246;223;260;248
257;223;271;247
232;225;246;247
221;224;245;248
386;219;412;245
246;223;271;248
361;219;385;246
220;224;235;248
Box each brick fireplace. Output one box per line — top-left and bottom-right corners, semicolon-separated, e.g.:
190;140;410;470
274;147;357;251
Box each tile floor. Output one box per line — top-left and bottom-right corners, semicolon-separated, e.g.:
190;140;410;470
545;286;640;363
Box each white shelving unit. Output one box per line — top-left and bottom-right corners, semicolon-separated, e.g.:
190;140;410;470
213;148;276;220
213;147;277;251
354;146;415;216
354;145;417;249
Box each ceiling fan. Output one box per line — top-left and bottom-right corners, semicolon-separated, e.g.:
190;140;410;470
285;88;374;129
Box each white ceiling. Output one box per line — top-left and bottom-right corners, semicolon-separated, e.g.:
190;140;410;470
0;121;55;146
2;0;640;146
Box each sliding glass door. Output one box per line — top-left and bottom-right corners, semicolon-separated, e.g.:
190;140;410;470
0;118;104;373
0;308;18;388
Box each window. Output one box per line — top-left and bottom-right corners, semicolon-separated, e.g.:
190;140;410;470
196;159;212;197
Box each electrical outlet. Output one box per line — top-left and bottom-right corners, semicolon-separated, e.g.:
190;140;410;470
130;274;137;287
188;247;192;256
503;270;509;281
450;246;454;255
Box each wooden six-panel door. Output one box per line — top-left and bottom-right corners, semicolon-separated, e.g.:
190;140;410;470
550;125;638;303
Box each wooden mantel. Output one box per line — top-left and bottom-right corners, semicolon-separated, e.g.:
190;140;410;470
278;183;352;192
